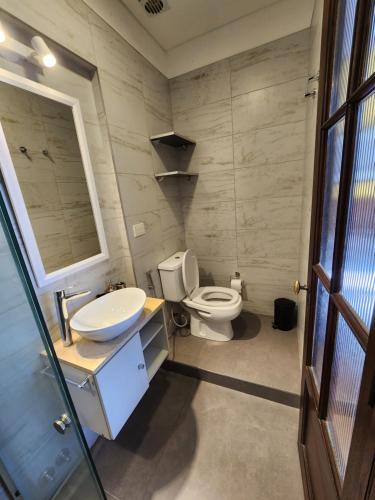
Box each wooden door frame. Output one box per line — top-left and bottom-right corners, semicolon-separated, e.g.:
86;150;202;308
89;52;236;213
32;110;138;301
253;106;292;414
298;0;375;498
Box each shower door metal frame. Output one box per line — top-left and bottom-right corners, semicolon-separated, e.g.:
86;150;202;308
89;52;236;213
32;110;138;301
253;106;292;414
298;0;375;499
0;189;106;499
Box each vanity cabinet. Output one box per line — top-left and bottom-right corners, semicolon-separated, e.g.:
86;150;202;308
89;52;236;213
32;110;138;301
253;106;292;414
62;332;148;440
50;298;169;440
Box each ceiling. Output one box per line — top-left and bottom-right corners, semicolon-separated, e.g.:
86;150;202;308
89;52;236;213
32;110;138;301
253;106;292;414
121;0;279;50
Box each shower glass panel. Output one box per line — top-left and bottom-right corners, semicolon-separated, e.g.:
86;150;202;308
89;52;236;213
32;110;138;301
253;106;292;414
0;191;104;499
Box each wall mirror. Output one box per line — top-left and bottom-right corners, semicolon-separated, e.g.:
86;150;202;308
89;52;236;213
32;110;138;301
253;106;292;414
0;68;108;287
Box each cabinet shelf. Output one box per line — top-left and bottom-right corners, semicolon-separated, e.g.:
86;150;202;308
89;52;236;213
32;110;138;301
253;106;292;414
150;131;195;148
140;322;163;350
144;345;168;381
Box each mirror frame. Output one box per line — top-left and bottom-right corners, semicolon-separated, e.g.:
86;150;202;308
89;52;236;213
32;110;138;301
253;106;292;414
0;68;109;288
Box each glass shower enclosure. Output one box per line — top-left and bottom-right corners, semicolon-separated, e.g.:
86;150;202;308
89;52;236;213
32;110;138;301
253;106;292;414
0;190;105;499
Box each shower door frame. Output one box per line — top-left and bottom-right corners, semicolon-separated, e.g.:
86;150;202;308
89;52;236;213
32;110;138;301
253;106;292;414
0;189;106;499
298;0;375;499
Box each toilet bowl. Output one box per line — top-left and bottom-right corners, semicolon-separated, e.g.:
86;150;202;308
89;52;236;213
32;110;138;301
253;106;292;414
158;250;242;342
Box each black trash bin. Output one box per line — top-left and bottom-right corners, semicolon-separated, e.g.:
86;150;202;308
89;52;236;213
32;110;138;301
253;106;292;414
273;298;296;331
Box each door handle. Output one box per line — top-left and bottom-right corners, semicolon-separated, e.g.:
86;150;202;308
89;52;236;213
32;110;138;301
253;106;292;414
53;413;71;434
293;280;309;295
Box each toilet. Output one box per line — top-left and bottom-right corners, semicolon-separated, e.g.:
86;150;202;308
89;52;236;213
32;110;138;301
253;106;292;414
158;250;242;341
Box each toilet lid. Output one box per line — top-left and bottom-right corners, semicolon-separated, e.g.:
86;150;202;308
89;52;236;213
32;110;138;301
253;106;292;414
182;249;200;297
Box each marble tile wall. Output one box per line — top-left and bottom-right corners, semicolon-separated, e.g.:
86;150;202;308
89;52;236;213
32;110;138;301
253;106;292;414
0;0;187;331
0;2;313;320
171;29;310;315
89;14;185;298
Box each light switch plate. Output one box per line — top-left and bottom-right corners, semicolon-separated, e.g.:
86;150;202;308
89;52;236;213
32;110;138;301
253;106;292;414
133;222;145;238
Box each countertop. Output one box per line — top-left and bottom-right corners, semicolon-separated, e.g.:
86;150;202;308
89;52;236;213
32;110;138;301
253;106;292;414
49;297;165;375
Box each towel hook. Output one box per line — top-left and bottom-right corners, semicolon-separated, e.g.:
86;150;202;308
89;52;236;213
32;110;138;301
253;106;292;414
304;73;319;98
19;146;32;161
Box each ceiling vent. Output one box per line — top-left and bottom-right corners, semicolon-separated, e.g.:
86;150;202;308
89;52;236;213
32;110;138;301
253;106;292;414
138;0;170;16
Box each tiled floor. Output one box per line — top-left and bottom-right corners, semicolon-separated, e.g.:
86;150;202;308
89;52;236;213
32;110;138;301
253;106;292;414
93;371;303;500
171;311;301;395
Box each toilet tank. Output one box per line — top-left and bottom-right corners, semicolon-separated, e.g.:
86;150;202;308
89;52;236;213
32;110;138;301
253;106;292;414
158;252;186;302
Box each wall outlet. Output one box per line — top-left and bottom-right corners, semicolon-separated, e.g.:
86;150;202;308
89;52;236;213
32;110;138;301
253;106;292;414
132;222;145;238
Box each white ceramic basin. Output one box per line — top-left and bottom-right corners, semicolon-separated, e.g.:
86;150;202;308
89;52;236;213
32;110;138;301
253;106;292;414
70;288;146;342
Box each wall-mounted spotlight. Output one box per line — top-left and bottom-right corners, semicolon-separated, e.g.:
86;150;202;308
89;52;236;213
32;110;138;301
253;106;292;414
0;21;6;43
31;36;56;68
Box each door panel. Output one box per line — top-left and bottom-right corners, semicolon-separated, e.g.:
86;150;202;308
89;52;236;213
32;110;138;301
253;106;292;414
96;332;149;439
299;0;375;498
312;281;330;389
326;314;365;480
364;4;375;79
303;389;338;500
320;118;345;276
341;91;375;329
330;0;358;114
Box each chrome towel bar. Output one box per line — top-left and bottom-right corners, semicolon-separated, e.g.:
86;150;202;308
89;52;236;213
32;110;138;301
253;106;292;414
40;365;91;390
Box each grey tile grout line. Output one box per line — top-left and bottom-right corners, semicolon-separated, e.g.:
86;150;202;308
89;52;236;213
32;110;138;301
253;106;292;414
229;61;240;279
230;75;308;101
163;360;301;409
171;76;308;116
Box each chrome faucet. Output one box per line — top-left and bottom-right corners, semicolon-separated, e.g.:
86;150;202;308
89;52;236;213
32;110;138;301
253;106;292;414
54;289;91;347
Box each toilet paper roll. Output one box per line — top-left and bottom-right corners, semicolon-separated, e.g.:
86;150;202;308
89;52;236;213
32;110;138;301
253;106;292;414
230;278;242;293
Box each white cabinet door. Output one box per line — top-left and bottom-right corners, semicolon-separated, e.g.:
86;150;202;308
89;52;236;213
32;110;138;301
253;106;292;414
95;332;149;439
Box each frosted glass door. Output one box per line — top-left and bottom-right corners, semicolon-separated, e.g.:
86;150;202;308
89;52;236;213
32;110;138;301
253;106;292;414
0;190;105;500
329;0;358;114
319;119;345;276
326;316;365;480
299;1;375;498
341;91;375;329
311;281;330;389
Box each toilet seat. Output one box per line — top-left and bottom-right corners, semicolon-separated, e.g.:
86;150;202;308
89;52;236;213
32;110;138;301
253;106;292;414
183;291;242;318
191;286;239;307
182;250;242;318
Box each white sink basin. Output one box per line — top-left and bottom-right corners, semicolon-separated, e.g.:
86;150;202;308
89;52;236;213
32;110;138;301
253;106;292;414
70;288;146;342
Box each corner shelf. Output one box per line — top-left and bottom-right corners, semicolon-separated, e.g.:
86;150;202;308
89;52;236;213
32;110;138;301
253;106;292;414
154;170;198;182
150;131;195;148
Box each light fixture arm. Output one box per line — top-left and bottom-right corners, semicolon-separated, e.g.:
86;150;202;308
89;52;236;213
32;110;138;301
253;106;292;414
0;28;56;69
31;35;56;68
